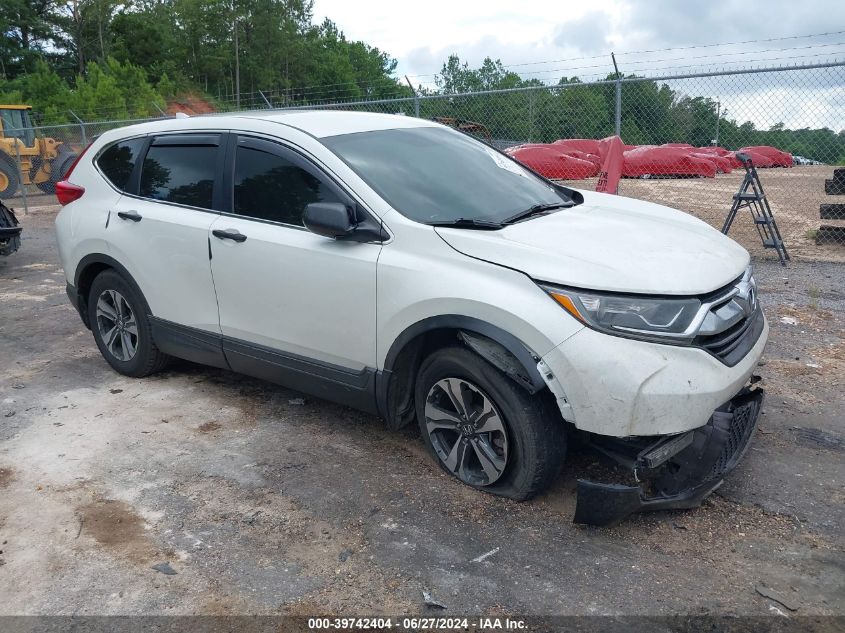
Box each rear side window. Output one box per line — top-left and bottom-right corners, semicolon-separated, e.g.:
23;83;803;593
233;144;342;226
97;138;145;191
140;141;218;209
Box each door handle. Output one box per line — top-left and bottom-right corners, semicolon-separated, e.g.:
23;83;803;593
117;210;142;222
212;228;247;243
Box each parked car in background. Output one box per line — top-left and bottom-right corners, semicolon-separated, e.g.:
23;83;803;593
53;111;767;525
793;155;825;166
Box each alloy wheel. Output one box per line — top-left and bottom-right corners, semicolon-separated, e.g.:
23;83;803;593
95;289;138;362
424;377;509;486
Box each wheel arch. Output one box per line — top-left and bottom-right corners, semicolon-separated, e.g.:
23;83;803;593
377;315;548;429
74;253;148;329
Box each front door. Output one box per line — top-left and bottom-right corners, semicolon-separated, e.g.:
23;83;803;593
208;135;381;408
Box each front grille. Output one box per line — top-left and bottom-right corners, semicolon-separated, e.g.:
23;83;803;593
710;393;762;478
695;305;764;367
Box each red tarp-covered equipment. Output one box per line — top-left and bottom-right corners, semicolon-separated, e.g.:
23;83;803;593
738;146;793;167
622;145;717;178
504;144;599;180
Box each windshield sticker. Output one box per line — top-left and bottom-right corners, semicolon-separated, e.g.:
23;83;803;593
484;147;530;178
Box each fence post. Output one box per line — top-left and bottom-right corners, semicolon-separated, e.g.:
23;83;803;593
258;90;272;109
13;139;28;215
404;76;420;118
611;52;622;137
68;110;87;147
152;102;167;117
528;91;535;143
614;79;622;137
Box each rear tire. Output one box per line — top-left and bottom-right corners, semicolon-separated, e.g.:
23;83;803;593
36;152;77;194
87;270;171;377
415;346;566;500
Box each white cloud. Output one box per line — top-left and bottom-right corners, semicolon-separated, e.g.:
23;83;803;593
310;0;845;131
313;0;844;79
312;0;621;78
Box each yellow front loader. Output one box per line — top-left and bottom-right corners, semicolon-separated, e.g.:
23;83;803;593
0;105;78;199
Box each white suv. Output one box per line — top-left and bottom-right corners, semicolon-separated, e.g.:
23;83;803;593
54;111;767;526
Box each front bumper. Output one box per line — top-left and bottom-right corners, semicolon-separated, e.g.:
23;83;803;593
573;385;764;526
540;314;768;437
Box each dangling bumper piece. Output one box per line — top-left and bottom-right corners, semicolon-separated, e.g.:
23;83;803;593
573;384;764;527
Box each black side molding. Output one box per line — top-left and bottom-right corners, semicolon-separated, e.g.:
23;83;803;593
149;317;229;370
223;336;378;414
66;283;84;322
146;317;380;414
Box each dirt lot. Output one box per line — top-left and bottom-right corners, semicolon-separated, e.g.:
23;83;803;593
0;205;843;619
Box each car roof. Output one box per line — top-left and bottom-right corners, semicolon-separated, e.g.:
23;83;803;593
248;110;440;137
102;110;441;142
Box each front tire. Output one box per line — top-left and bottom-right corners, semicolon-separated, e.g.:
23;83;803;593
87;270;171;377
415;346;566;500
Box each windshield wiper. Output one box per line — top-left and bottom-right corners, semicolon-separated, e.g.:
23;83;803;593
502;202;573;225
427;217;503;230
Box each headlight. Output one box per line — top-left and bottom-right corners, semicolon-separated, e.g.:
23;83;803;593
540;284;703;342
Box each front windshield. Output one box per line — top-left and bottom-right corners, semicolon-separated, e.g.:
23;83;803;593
321;126;569;225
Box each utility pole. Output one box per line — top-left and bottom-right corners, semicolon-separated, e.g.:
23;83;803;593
714;100;727;146
233;2;240;109
71;0;85;74
611;53;621;137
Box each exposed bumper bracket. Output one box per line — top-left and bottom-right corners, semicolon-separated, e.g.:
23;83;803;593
573;384;764;527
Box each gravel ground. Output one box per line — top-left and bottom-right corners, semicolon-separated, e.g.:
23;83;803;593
0;205;843;619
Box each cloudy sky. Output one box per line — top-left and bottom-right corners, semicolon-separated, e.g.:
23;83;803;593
312;0;845;129
312;0;843;80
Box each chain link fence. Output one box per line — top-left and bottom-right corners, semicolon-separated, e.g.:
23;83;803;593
4;61;844;259
1;116;167;213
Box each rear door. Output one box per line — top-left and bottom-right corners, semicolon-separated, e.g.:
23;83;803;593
107;133;224;334
208;134;381;406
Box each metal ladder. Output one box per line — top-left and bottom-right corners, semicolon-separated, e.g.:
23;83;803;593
722;152;790;266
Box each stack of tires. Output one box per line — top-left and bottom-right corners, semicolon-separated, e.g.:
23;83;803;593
818;168;845;245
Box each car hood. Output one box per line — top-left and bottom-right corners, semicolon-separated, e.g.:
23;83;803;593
434;190;750;295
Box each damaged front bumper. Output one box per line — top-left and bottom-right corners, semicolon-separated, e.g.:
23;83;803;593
573;382;764;527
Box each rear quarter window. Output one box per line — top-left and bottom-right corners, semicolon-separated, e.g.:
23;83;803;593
139;143;218;210
96;138;146;191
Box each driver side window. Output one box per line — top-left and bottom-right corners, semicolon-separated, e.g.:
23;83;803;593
233;143;342;226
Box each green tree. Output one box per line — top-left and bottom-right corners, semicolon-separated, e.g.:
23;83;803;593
0;0;66;78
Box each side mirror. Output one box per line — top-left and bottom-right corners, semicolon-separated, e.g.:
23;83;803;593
303;202;355;239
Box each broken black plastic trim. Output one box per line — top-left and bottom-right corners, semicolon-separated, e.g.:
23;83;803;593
573;477;723;527
573;384;764;527
0;202;21;256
